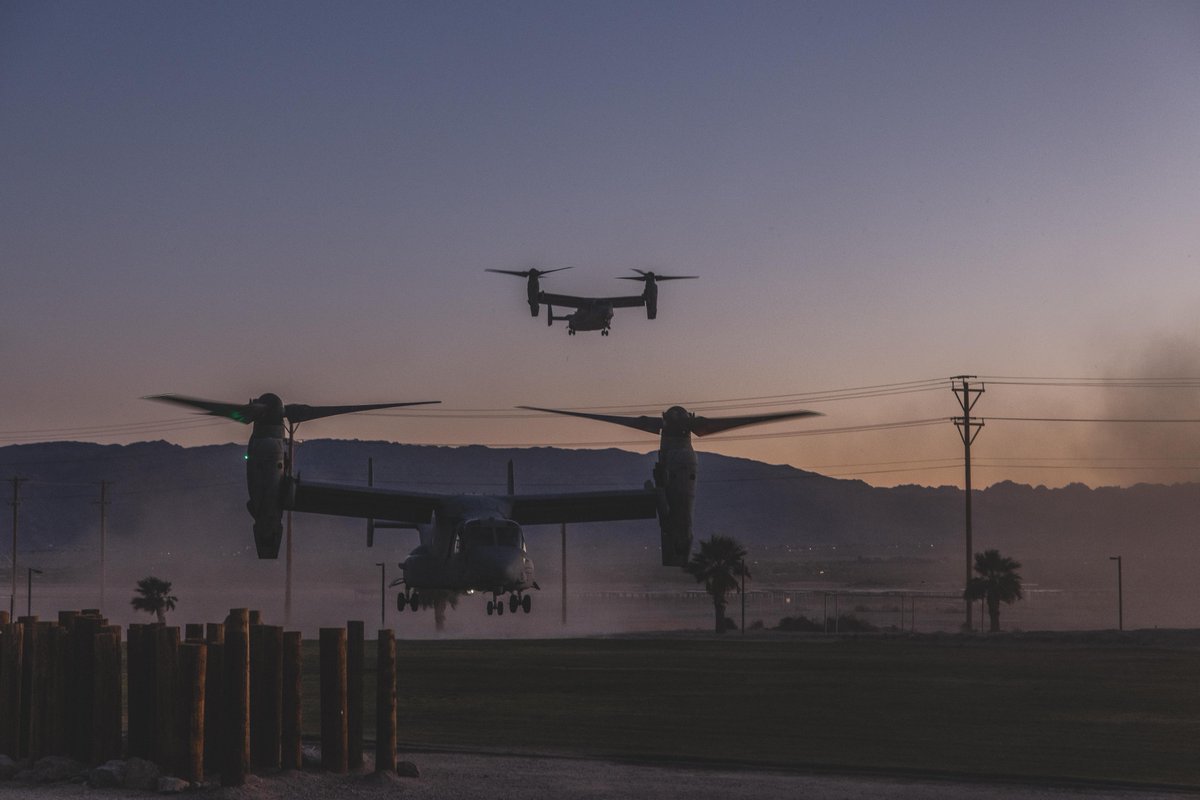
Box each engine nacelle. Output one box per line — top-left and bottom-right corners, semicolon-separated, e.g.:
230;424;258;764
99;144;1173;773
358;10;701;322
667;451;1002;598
646;297;658;320
644;280;659;320
246;433;287;558
654;447;695;567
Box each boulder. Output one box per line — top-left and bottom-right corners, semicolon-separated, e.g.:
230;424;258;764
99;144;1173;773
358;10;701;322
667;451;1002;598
16;756;85;783
88;760;128;788
0;755;23;780
124;757;161;791
157;776;189;793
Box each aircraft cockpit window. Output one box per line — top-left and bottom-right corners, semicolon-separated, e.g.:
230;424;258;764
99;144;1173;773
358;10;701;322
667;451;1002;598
495;526;520;547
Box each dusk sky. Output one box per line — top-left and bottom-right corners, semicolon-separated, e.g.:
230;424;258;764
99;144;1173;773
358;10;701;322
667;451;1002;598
3;1;1198;489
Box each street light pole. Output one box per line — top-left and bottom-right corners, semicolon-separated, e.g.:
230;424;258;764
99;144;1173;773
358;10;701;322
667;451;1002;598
1109;555;1123;631
376;562;386;628
26;567;42;617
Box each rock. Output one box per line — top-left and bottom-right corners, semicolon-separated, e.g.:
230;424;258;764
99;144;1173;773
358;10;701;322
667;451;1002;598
124;757;161;791
88;760;128;788
17;756;86;783
0;755;23;780
396;760;420;778
157;776;189;793
301;744;322;769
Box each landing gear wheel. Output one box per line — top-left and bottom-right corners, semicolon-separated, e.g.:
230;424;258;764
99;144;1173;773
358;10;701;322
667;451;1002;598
409;593;419;612
497;601;504;616
509;595;519;613
602;329;609;336
522;594;532;613
396;593;407;613
486;600;495;616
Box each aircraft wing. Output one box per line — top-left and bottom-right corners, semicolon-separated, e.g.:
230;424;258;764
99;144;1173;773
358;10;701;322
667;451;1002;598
537;292;591;309
595;295;646;309
289;479;442;523
540;292;646;310
508;488;659;525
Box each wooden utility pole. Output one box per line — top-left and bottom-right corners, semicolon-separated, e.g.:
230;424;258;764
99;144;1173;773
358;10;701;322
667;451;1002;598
95;481;110;612
561;523;567;626
9;477;28;619
284;423;297;627
952;376;985;632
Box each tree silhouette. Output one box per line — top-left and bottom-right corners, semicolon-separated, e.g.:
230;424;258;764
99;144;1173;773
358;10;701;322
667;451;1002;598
685;535;749;634
964;549;1023;632
130;576;178;624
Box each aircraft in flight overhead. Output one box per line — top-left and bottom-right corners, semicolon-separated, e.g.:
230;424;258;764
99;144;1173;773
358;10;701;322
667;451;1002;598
487;267;697;336
147;393;817;617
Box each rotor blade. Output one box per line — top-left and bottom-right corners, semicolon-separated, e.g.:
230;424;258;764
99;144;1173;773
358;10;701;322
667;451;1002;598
144;394;261;424
616;272;698;281
284;401;440;424
517;406;664;435
485;266;573;277
690;410;822;437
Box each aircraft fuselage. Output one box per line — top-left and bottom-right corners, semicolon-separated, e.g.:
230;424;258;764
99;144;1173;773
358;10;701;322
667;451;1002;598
565;302;614;334
401;496;536;596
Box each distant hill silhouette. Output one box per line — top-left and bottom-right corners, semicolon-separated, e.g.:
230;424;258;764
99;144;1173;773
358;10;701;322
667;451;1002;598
2;439;1197;599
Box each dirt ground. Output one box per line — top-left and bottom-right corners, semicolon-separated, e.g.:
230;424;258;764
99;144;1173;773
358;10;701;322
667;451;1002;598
8;752;1196;800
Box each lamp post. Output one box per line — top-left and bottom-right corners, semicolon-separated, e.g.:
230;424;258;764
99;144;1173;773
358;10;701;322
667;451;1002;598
376;562;386;628
26;567;42;617
1109;556;1123;631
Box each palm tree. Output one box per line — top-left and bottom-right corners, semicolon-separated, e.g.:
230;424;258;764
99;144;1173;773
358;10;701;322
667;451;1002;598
685;535;749;633
964;550;1023;632
130;576;178;624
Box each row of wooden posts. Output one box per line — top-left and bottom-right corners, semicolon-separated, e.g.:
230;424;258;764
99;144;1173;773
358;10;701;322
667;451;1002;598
0;609;399;785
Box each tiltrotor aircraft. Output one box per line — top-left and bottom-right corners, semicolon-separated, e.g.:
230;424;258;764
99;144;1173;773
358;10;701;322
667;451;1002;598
148;393;816;617
486;267;697;336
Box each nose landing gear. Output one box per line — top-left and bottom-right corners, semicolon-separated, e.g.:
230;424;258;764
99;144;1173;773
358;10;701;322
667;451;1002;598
397;590;420;612
486;592;533;616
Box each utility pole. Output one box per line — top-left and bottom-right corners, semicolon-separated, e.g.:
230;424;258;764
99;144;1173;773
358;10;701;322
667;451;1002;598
94;480;110;612
561;522;567;626
284;421;297;627
9;477;29;619
376;562;386;628
1109;555;1123;631
952;376;985;632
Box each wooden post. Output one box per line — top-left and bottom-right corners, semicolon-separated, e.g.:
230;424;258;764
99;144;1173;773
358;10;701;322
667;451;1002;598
43;623;67;757
249;610;262;626
0;622;23;758
19;617;40;759
221;609;250;787
0;610;8;625
347;620;364;769
374;630;396;773
319;627;348;773
203;623;225;776
69;614;101;762
250;625;282;770
281;631;302;770
125;624;144;758
91;630;121;764
153;626;180;770
179;642;207;783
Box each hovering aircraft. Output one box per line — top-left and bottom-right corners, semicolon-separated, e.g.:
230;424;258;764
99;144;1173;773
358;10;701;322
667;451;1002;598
518;405;821;566
487;267;697;335
147;393;817;617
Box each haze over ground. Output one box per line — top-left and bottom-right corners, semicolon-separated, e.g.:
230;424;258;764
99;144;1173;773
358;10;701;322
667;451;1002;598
2;2;1198;488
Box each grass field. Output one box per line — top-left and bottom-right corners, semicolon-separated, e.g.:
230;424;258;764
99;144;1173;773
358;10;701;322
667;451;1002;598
302;633;1200;788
